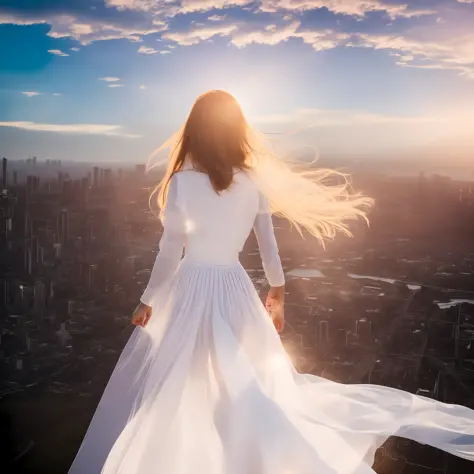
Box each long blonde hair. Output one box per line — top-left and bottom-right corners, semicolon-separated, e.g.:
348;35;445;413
148;90;373;246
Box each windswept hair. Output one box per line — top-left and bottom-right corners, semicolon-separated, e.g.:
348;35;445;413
148;90;373;246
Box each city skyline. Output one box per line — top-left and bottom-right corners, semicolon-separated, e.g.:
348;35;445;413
1;0;474;162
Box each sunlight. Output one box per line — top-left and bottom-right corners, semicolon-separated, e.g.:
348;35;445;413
184;219;196;233
266;353;290;373
219;86;255;119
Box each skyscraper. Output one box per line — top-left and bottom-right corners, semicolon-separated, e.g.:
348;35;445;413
2;157;7;190
93;166;99;187
318;320;329;345
88;264;98;290
59;209;68;243
356;318;372;344
1;279;8;307
56;322;70;348
34;281;46;321
53;242;61;259
24;212;30;237
24;248;32;275
104;168;113;186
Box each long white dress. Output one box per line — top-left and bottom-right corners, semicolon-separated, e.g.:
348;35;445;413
69;170;474;474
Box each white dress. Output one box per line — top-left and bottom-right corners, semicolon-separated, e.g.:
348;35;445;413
69;170;474;474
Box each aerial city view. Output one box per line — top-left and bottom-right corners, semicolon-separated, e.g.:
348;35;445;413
1;156;474;473
1;0;474;473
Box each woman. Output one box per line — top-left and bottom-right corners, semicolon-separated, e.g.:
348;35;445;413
69;91;474;474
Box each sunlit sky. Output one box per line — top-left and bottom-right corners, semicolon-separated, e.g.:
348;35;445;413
1;0;473;163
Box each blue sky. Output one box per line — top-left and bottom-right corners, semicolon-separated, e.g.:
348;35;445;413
0;0;473;163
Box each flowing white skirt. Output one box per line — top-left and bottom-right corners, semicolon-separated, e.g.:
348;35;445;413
69;259;474;474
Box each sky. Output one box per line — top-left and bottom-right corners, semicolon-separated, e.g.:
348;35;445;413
0;0;473;163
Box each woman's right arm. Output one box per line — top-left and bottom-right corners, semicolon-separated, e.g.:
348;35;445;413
253;194;285;332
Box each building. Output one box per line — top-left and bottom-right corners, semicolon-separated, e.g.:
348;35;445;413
356;318;373;344
318;320;329;345
34;280;46;321
93;166;99;187
2;157;7;190
59;209;68;243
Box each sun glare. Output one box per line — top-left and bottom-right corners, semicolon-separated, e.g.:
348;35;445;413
221;87;255;120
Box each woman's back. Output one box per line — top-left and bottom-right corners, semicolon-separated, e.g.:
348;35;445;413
171;170;261;265
70;90;474;474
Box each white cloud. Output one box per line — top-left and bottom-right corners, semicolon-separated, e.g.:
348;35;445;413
138;45;158;54
208;14;226;21
139;85;147;89
100;76;121;82
178;0;252;13
108;84;124;88
52;93;62;96
231;21;349;50
260;1;436;19
70;47;81;51
70;23;94;36
160;50;171;54
21;92;41;97
457;0;474;3
352;32;474;79
252;108;446;127
0;121;140;138
105;0;157;11
0;12;167;45
166;20;348;51
0;14;47;25
48;49;69;57
164;24;238;46
48;19;166;44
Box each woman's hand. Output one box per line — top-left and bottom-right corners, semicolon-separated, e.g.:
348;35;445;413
266;285;285;333
131;302;152;327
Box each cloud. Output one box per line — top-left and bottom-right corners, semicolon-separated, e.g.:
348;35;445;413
252;108;446;128
259;0;437;19
0;121;140;138
100;76;121;82
0;7;167;45
457;0;474;3
232;21;349;50
21;92;41;97
178;0;252;13
352;32;474;79
108;83;124;87
165;20;348;51
104;0;164;12
48;49;69;57
208;14;226;21
47;19;167;45
52;93;62;96
70;47;81;51
164;24;237;46
139;84;147;89
0;14;47;26
138;45;158;54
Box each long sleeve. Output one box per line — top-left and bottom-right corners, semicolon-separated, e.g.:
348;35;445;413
140;175;185;306
253;193;285;287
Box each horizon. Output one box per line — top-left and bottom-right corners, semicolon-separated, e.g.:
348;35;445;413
1;1;474;163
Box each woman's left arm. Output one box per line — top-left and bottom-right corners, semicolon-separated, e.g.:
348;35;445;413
139;175;185;307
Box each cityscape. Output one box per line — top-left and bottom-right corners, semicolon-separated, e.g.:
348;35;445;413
1;156;474;474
